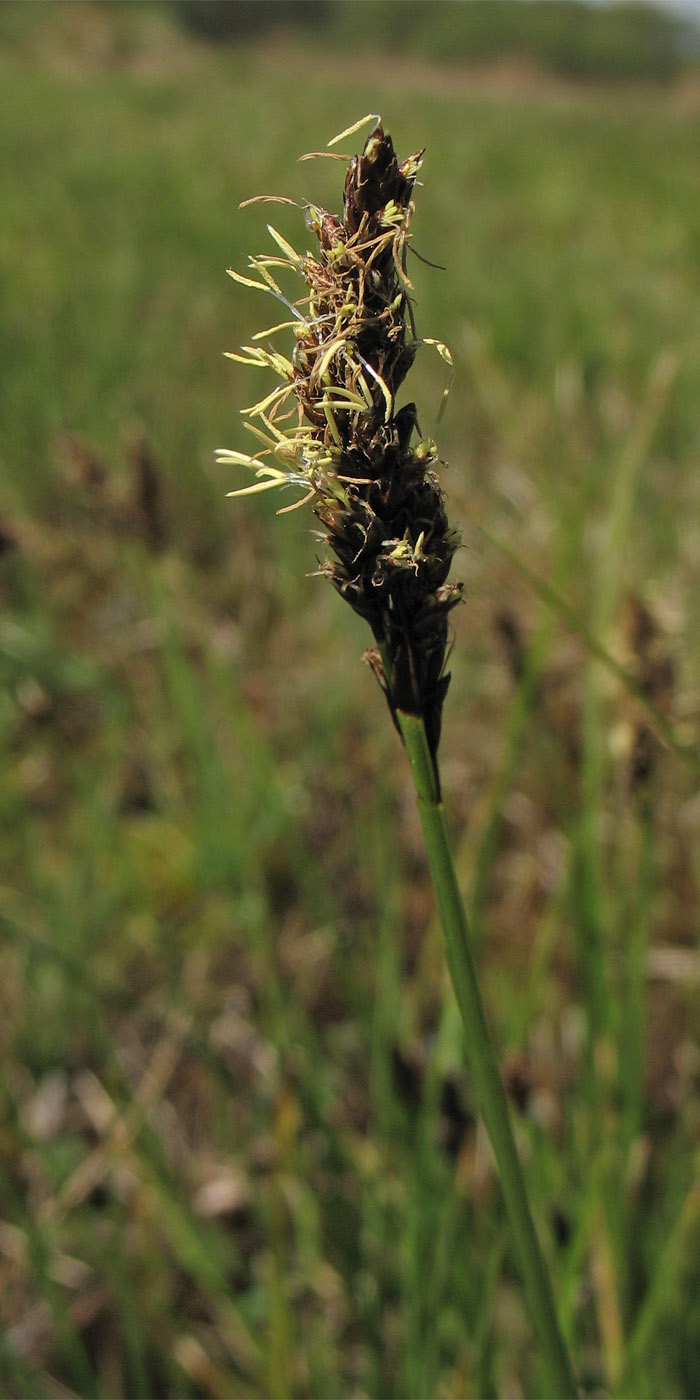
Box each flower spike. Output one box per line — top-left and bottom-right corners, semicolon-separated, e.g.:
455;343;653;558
222;119;463;781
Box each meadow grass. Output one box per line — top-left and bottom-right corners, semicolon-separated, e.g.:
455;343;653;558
2;7;700;1396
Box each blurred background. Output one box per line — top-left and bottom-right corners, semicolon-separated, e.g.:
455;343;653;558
2;1;700;1395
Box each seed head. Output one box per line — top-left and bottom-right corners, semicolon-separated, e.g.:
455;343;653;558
218;116;462;778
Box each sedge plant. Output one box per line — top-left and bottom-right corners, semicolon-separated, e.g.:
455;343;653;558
218;115;577;1397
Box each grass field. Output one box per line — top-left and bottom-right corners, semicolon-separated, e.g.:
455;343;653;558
2;5;700;1396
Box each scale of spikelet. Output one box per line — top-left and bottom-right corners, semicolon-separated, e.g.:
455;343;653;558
218;117;463;780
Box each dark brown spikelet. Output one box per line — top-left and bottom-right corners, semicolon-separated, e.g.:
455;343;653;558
220;119;463;777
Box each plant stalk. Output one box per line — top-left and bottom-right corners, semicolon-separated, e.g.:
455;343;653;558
398;709;577;1398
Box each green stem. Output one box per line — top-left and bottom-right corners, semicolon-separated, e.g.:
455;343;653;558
398;710;577;1398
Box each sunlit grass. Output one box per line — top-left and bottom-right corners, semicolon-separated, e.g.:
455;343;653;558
1;7;700;1396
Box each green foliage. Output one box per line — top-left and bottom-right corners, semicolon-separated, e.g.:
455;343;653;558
174;0;330;44
181;0;698;83
1;6;700;1397
359;0;691;81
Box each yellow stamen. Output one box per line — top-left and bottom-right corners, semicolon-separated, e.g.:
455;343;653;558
266;224;301;265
